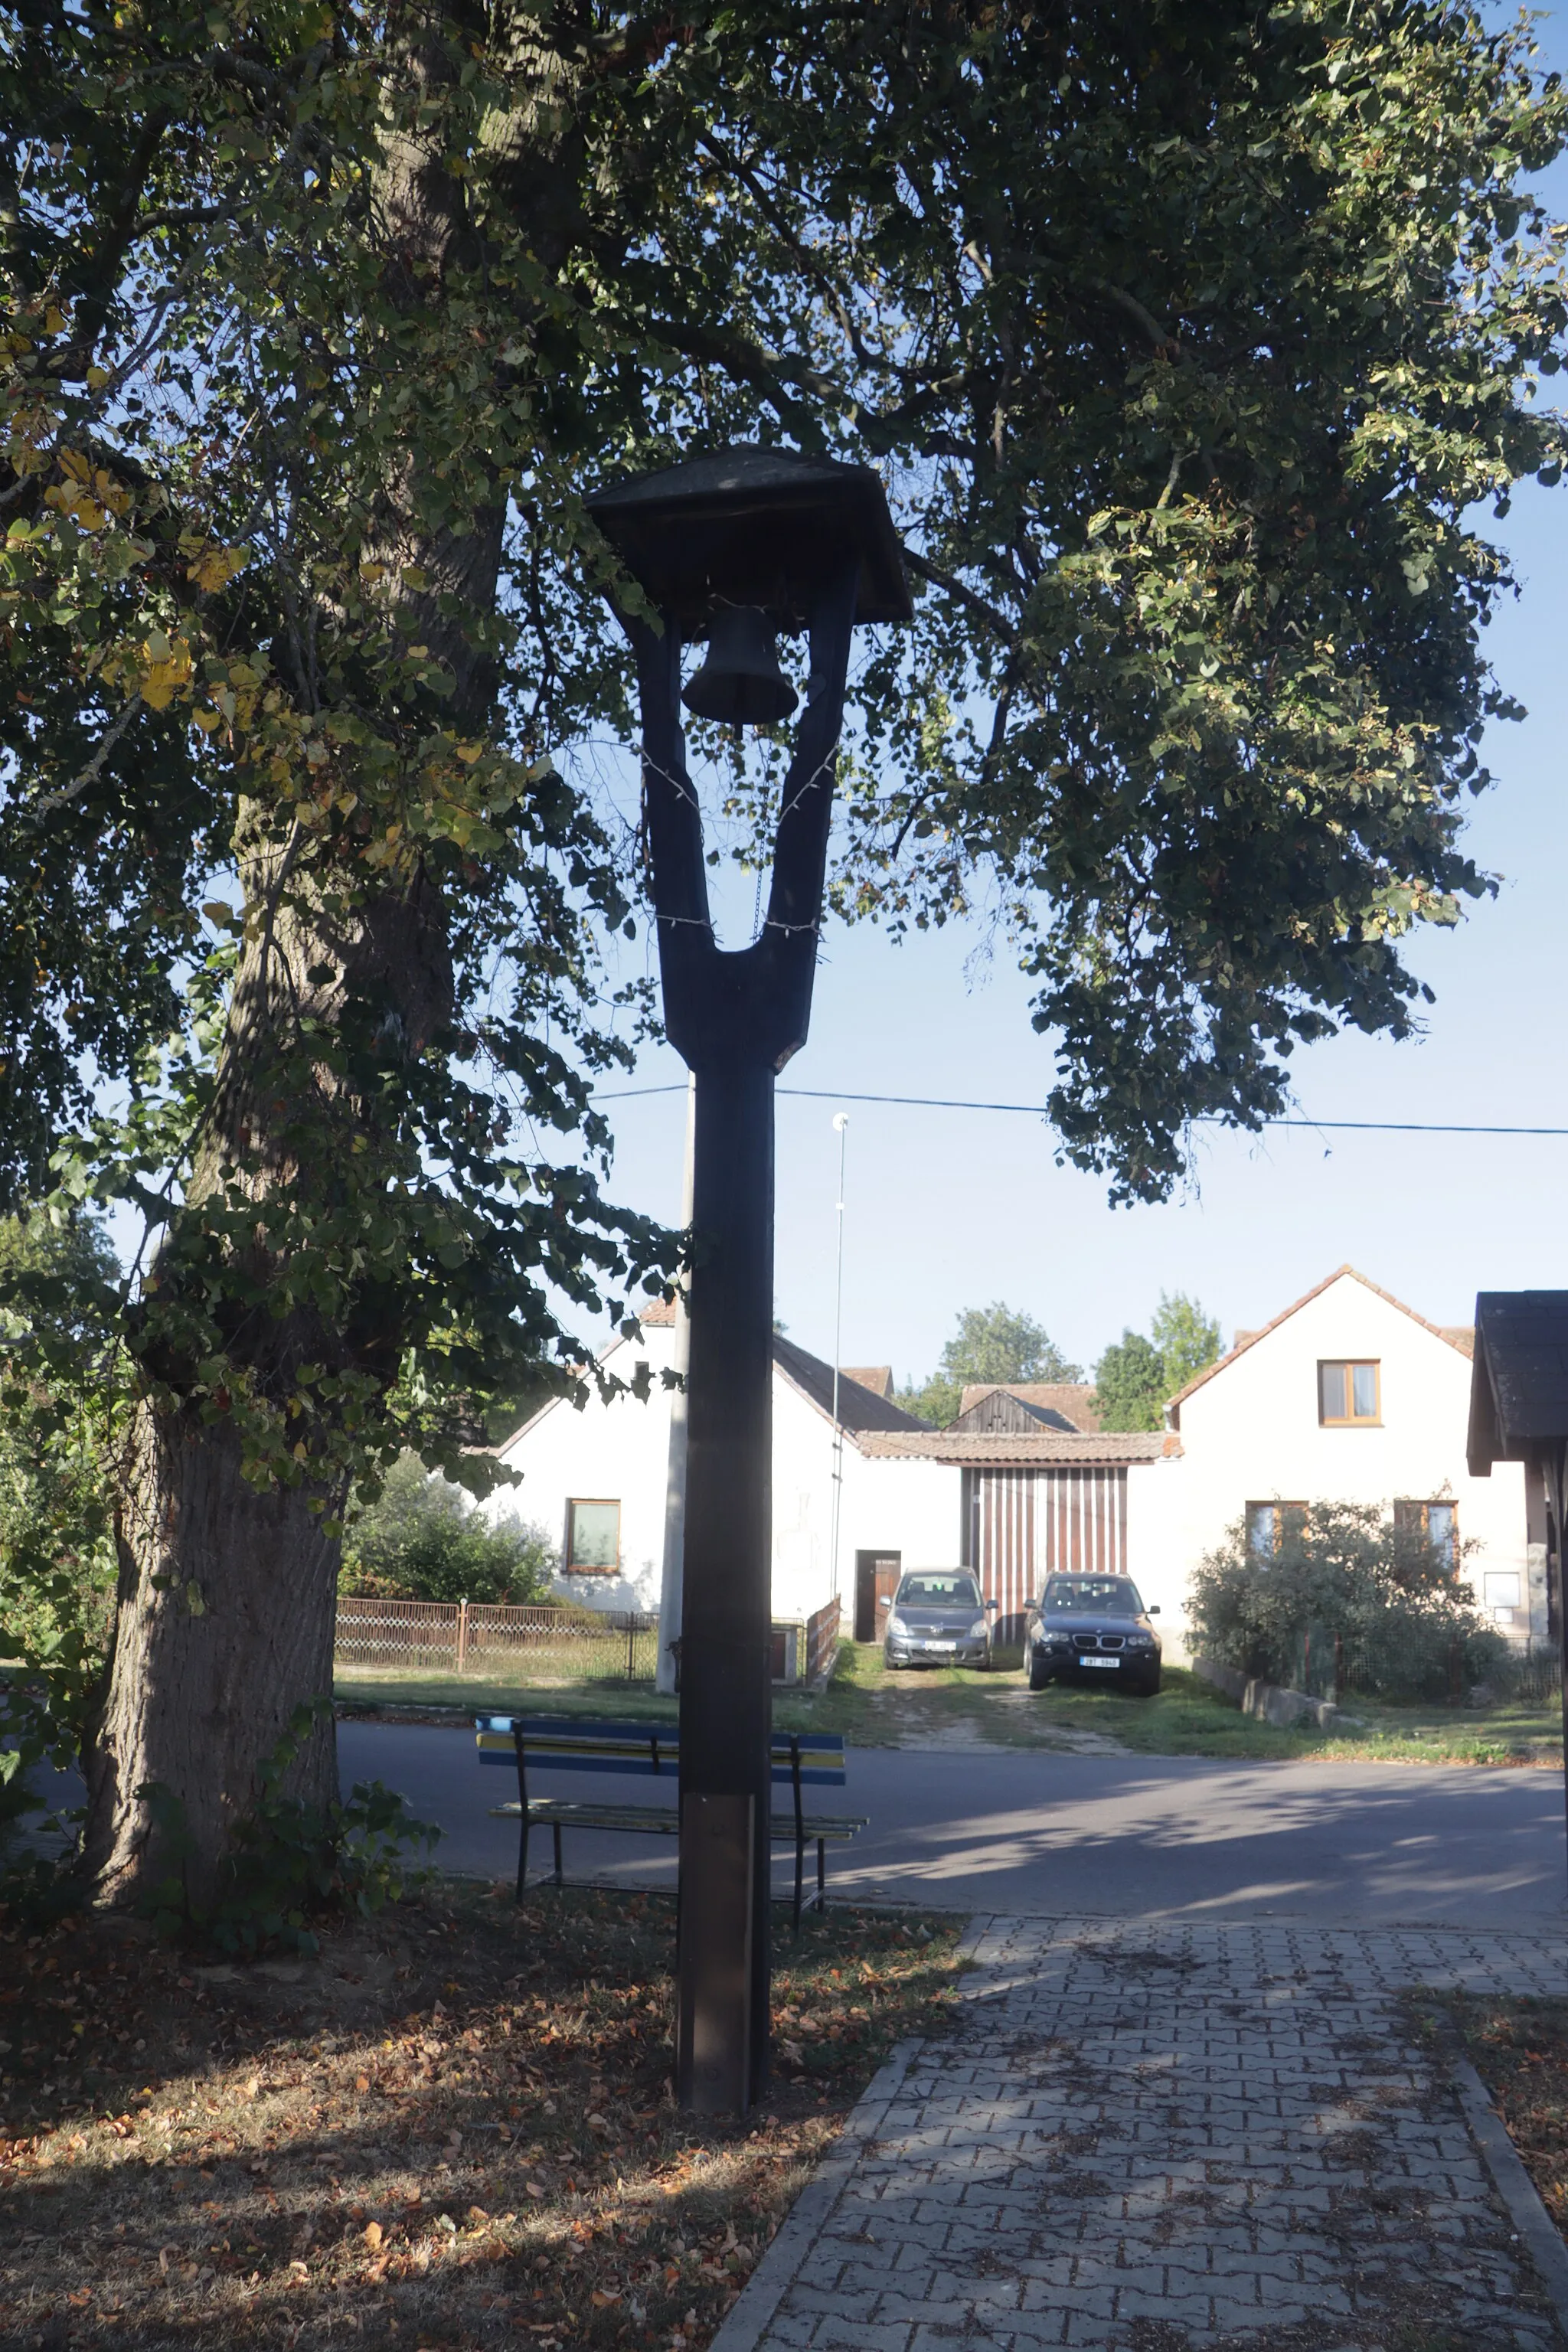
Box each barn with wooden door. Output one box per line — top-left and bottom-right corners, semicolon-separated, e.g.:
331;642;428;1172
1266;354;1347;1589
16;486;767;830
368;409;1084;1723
855;1429;1178;1645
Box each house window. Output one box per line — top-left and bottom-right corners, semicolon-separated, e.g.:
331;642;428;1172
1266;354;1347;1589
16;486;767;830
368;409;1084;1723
1393;1498;1458;1573
1246;1501;1307;1558
565;1498;619;1573
1318;1360;1380;1426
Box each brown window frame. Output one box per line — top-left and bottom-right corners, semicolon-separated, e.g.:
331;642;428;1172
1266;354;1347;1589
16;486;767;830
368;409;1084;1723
564;1497;621;1575
1246;1501;1308;1558
1393;1498;1459;1573
1318;1359;1381;1427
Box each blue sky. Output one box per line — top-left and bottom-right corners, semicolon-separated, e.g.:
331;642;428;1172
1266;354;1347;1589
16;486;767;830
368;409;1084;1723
586;9;1568;1389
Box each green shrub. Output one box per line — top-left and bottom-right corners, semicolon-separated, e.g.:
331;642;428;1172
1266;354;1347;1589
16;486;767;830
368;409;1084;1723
1188;1499;1507;1704
340;1450;554;1604
0;1208;123;1850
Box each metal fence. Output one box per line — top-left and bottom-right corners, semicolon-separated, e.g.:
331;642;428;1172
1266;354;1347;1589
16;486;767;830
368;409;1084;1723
1499;1642;1563;1705
1282;1622;1562;1709
335;1598;659;1683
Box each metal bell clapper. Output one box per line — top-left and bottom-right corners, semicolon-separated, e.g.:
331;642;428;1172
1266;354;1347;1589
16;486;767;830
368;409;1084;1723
682;605;798;727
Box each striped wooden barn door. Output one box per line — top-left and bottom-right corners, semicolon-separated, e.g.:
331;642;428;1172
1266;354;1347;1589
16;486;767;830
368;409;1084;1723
962;1468;1129;1643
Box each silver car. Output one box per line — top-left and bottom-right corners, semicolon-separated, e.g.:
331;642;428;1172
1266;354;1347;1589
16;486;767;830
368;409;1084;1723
884;1570;995;1669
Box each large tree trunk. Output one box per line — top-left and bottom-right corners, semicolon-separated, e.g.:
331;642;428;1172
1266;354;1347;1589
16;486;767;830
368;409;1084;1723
79;0;590;1909
80;828;457;1902
83;1416;339;1908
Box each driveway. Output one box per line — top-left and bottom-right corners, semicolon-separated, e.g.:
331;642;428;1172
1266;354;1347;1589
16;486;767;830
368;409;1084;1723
339;1722;1568;1929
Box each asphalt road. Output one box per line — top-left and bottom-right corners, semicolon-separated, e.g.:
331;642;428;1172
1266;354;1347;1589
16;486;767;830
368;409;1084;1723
338;1722;1568;1929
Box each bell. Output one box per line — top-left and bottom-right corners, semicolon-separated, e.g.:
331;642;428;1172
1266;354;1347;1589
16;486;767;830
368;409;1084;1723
682;606;798;727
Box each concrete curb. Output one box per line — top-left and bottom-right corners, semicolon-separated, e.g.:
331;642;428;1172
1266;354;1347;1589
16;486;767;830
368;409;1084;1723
708;1914;998;2352
706;2036;920;2352
1449;2050;1568;2334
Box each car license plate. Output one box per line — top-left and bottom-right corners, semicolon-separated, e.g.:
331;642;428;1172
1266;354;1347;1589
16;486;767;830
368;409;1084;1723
1080;1655;1119;1669
924;1640;956;1652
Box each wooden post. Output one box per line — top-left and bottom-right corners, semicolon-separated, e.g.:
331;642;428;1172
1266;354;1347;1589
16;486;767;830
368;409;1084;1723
622;560;858;2116
456;1598;469;1675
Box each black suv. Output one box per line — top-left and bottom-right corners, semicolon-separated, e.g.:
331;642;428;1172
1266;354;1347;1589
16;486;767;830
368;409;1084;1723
1024;1574;1162;1697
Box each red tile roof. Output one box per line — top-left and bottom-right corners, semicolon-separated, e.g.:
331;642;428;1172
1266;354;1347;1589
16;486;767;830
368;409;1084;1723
841;1364;893;1399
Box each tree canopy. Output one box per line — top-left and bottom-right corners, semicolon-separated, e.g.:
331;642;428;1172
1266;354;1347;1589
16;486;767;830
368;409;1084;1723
3;0;1565;1888
1093;1290;1224;1430
897;1300;1082;1424
5;0;1564;1467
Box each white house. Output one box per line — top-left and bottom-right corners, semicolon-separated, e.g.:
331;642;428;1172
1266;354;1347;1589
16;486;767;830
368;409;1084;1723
1158;1266;1540;1645
485;1300;959;1631
484;1266;1537;1660
485;1300;1174;1644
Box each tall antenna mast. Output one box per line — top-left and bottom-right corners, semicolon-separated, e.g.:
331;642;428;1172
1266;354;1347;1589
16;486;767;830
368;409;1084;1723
829;1112;849;1603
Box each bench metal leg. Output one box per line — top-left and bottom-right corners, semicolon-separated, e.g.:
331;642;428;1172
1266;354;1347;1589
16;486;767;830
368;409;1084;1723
553;1821;564;1886
516;1818;529;1906
817;1838;826;1916
793;1832;805;1938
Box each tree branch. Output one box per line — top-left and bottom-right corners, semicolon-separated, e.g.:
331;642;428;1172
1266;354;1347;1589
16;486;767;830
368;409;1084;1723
903;547;1014;638
646;315;844;426
28;694;144;820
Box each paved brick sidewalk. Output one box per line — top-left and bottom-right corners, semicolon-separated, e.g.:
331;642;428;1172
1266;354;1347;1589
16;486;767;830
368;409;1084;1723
727;1916;1568;2352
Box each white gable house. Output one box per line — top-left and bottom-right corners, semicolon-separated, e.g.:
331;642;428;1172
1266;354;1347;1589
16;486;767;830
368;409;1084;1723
1159;1266;1539;1646
485;1302;954;1628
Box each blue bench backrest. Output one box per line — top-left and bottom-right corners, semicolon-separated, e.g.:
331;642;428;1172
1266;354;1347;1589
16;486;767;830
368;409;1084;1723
475;1714;846;1786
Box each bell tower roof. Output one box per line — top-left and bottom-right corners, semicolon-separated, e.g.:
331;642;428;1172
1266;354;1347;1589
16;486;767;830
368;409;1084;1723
585;443;912;631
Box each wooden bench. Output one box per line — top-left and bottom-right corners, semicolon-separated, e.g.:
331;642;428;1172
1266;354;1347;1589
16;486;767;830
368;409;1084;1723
475;1714;865;1932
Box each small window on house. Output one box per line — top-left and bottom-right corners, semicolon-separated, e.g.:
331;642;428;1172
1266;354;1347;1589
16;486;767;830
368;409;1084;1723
1246;1501;1307;1558
565;1498;619;1573
1394;1498;1458;1573
1318;1360;1380;1426
1484;1570;1522;1621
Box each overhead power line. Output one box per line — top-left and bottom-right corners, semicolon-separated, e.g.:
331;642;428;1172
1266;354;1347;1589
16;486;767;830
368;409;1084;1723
591;1080;1568;1138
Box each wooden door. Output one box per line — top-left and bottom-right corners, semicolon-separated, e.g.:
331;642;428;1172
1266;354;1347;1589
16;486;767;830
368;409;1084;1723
854;1550;901;1643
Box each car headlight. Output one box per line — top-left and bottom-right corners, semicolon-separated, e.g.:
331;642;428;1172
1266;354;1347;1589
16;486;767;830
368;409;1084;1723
969;1617;989;1638
886;1614;906;1637
1126;1632;1155;1648
1045;1633;1070;1650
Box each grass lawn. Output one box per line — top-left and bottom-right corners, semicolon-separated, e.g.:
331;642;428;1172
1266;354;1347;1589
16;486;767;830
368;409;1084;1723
0;1879;964;2352
338;1645;1566;1766
336;1665;682;1722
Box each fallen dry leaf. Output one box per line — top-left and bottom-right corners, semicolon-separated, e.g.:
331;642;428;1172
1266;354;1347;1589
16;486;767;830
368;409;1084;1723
0;1881;959;2352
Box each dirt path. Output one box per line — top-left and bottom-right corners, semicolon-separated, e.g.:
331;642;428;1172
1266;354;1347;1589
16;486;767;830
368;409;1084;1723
861;1684;1129;1754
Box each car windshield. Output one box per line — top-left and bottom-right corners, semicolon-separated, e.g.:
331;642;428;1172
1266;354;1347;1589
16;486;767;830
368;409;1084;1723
899;1574;982;1607
1040;1577;1142;1616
